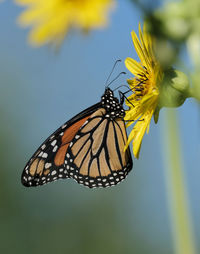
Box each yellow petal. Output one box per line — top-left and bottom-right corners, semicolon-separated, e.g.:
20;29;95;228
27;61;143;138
131;30;150;68
128;112;153;158
15;0;114;47
138;23;151;69
15;0;36;5
125;57;144;77
17;7;47;26
142;23;154;61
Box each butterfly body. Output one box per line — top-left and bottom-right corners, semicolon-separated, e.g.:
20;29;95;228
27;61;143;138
22;88;133;188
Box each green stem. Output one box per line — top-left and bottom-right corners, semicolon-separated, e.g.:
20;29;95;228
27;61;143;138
162;109;196;254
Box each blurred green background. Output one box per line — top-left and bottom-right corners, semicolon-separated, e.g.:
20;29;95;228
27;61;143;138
0;1;199;253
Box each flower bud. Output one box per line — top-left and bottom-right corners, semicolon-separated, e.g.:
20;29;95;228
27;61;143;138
158;68;189;108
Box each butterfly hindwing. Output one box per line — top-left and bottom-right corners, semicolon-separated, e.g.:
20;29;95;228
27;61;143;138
65;108;132;188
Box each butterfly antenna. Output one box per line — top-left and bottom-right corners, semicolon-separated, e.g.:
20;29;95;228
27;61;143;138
105;59;122;87
106;72;126;88
113;84;130;92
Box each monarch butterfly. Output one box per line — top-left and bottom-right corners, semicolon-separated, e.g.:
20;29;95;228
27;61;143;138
22;87;133;188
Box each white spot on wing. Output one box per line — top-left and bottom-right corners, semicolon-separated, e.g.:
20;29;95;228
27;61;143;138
38;151;43;157
49;135;55;141
53;145;58;152
51;140;57;146
41;144;46;150
62;124;67;129
42;153;48;158
45;163;52;169
51;170;57;176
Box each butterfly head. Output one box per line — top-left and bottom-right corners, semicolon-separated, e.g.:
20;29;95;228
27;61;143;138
101;88;125;119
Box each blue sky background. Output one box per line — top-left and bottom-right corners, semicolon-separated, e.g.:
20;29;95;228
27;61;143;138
0;1;199;253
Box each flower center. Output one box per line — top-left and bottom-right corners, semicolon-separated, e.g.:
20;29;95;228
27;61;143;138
133;68;150;100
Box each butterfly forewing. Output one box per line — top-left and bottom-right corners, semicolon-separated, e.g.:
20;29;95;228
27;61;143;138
21;104;99;187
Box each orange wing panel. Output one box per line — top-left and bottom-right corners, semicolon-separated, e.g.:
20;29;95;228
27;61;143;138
54;115;90;166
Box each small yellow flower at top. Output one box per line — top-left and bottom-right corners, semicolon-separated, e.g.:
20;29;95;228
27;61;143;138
15;0;115;47
124;24;163;158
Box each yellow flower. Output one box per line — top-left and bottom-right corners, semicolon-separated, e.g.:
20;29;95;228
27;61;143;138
124;24;163;158
15;0;114;47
